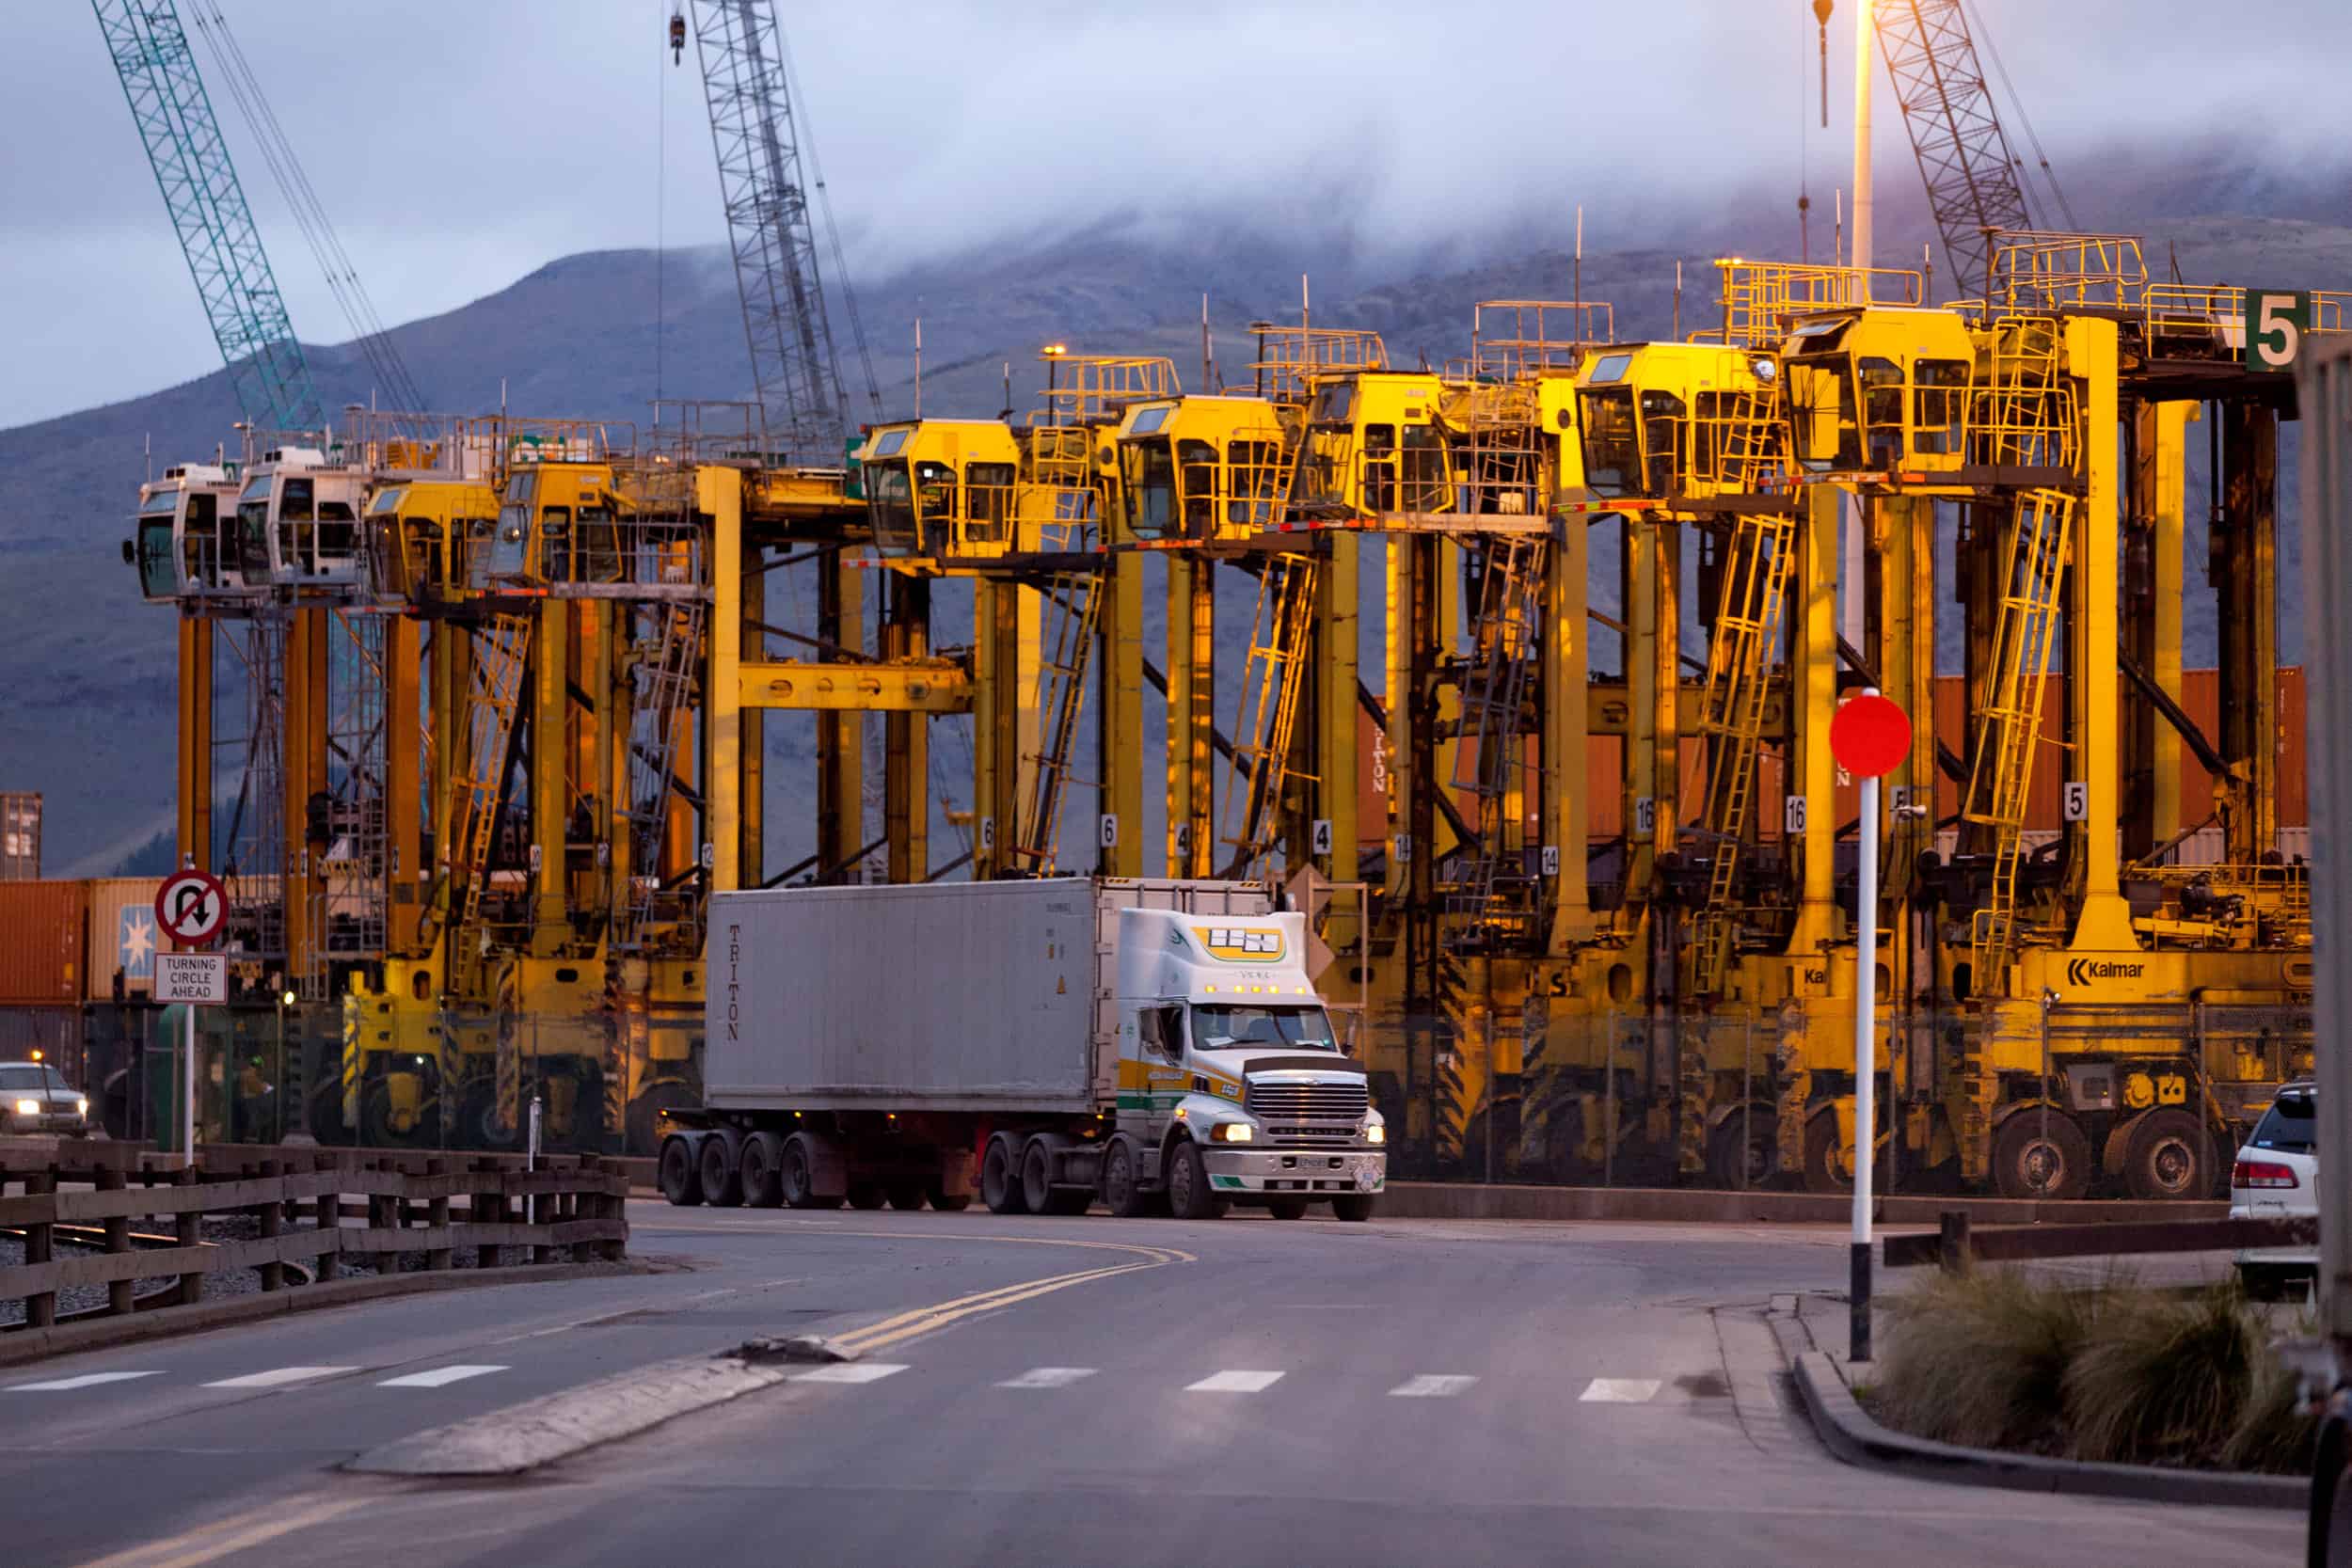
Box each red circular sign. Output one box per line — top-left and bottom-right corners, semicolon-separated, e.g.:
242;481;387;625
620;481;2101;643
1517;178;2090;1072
1830;692;1913;779
155;869;228;946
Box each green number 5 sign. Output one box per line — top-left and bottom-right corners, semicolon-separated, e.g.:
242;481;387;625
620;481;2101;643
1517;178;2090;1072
2245;290;2312;371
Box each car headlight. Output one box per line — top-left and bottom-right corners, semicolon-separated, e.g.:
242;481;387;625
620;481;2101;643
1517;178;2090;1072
14;1100;40;1117
76;1098;88;1116
1364;1123;1386;1145
1210;1121;1253;1143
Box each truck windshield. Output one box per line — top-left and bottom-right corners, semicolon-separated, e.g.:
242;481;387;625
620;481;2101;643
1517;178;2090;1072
1189;1005;1337;1052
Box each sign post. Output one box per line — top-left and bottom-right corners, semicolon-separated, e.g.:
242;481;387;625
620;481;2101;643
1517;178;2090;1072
1828;689;1912;1363
154;867;228;1166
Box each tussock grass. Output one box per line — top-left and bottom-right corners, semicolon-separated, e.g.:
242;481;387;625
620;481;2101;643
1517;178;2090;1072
1874;1269;2313;1474
1877;1267;2100;1449
2062;1284;2257;1465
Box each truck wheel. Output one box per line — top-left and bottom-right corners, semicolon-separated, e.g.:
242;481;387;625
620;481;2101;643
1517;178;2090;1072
1992;1110;2090;1200
699;1132;743;1208
886;1182;928;1211
739;1132;786;1208
780;1135;840;1210
927;1183;973;1212
1266;1198;1309;1221
1102;1140;1149;1218
847;1184;887;1210
455;1081;520;1153
981;1135;1029;1215
1331;1194;1376;1222
1708;1106;1779;1190
1020;1142;1090;1214
2121;1108;2211;1201
658;1135;703;1206
1165;1139;1227;1221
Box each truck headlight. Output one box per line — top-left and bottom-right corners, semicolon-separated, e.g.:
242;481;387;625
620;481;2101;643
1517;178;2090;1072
14;1100;40;1117
76;1099;88;1116
1210;1121;1253;1143
1364;1123;1386;1145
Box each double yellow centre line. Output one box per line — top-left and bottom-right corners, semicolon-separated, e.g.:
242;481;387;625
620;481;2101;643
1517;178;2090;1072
827;1233;1193;1357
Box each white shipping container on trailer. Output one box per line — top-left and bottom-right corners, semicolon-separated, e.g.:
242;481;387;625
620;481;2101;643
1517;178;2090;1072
703;878;1271;1114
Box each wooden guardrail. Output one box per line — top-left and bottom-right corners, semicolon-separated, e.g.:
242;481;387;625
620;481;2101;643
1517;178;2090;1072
0;1150;628;1330
1885;1210;2317;1271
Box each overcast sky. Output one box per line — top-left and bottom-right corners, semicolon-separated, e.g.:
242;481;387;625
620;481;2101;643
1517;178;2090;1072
2;0;2342;428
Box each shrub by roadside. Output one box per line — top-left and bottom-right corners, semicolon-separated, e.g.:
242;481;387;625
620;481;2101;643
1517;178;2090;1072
1872;1269;2315;1474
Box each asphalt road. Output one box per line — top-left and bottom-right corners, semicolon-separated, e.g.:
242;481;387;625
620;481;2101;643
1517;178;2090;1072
0;1199;2307;1568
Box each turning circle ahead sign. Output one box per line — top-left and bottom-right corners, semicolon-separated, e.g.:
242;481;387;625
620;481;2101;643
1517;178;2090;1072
154;868;228;948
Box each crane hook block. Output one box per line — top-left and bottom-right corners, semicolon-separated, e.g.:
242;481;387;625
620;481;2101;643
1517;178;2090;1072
669;10;686;64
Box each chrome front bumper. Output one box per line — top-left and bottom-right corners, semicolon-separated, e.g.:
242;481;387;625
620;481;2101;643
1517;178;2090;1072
1204;1147;1385;1196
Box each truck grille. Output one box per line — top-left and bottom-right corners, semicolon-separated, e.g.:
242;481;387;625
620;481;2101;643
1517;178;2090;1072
1246;1080;1367;1124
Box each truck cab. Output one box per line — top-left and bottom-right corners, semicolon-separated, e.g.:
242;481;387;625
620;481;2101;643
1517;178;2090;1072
1575;342;1791;502
362;479;501;607
1779;307;1978;483
126;462;246;603
478;458;628;591
232;447;371;588
857;419;1104;562
1108;396;1294;545
1109;908;1386;1218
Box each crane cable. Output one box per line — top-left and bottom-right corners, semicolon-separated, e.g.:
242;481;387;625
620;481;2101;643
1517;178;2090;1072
1959;0;2079;233
184;2;428;419
772;22;883;424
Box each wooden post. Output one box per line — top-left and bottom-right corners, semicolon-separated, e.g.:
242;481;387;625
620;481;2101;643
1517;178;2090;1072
475;1158;501;1269
24;1172;56;1327
532;1167;553;1266
313;1157;338;1281
98;1167;133;1316
1939;1210;1972;1275
258;1160;283;1292
426;1157;453;1272
600;1158;625;1262
174;1165;202;1307
379;1159;402;1277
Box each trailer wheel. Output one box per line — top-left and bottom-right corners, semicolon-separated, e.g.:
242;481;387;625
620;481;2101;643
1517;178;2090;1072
2121;1108;2211;1201
1020;1141;1058;1214
657;1135;704;1206
981;1135;1029;1215
1266;1198;1309;1221
698;1132;743;1207
780;1134;840;1210
927;1182;973;1212
1992;1109;2090;1201
1330;1194;1376;1222
1102;1139;1149;1218
1165;1139;1227;1221
886;1182;928;1211
847;1183;887;1210
739;1132;786;1208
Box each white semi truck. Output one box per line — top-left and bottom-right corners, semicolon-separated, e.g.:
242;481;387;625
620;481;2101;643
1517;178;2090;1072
657;878;1387;1221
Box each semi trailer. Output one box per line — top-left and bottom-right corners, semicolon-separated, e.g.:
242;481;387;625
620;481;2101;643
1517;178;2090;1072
657;878;1387;1220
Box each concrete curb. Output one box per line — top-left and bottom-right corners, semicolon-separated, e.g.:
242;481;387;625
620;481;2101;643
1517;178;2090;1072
0;1262;648;1369
348;1338;850;1477
1791;1350;2304;1511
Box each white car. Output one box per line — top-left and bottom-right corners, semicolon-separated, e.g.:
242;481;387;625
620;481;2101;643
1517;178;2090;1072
2231;1080;2318;1296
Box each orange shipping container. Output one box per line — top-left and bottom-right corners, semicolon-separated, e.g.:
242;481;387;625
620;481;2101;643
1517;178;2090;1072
84;877;164;1001
0;879;87;1005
